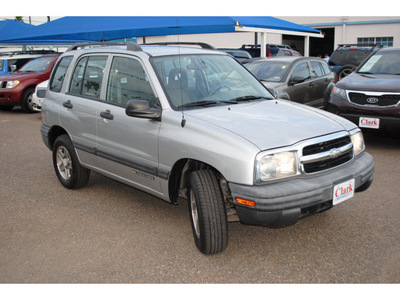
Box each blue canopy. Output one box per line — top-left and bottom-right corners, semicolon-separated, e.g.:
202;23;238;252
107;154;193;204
0;16;321;44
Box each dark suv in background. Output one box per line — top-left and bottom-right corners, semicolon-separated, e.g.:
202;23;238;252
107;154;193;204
327;44;382;80
327;47;400;131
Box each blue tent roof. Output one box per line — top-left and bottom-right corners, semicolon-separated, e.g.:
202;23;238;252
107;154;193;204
0;20;36;42
0;16;320;44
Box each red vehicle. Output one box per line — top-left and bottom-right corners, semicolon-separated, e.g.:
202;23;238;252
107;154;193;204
0;54;60;113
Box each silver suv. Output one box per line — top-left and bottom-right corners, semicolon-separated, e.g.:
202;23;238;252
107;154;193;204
41;42;375;255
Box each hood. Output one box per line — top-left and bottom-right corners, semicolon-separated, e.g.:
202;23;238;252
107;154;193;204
0;71;40;81
337;72;400;92
186;100;356;150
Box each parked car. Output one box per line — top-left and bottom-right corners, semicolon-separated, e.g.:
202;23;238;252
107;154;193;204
327;47;400;130
240;44;301;58
41;42;374;255
0;54;60;112
0;50;56;75
327;44;383;80
218;49;252;63
31;80;48;112
245;57;335;108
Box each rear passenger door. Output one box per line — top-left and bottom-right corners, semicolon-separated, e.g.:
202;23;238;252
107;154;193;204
59;54;109;166
95;55;162;193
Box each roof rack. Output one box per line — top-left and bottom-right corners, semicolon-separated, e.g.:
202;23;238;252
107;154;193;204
66;42;142;52
337;43;384;47
241;44;292;49
143;42;216;50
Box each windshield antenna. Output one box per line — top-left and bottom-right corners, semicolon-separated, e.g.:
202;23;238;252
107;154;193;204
176;18;186;128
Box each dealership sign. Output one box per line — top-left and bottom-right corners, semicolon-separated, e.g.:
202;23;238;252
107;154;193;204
359;117;380;129
333;178;355;205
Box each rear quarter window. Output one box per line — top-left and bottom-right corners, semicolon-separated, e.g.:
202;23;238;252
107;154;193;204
49;56;73;93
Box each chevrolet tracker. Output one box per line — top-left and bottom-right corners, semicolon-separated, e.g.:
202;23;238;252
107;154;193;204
40;42;375;255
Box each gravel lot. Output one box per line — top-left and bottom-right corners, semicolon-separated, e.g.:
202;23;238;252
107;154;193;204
0;109;399;284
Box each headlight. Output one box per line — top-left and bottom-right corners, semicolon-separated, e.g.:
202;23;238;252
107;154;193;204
351;131;365;156
331;86;347;100
6;80;20;88
255;151;298;182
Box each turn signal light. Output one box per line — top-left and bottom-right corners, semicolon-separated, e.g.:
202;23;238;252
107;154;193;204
236;198;256;207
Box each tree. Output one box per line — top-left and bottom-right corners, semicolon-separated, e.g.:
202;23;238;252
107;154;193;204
15;16;24;22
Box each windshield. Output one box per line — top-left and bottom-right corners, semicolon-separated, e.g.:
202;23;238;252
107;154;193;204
358;50;400;75
19;56;57;73
245;61;290;82
152;54;273;109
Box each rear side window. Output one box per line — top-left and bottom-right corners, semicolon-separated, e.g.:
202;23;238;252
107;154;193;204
49;56;73;93
69;55;108;99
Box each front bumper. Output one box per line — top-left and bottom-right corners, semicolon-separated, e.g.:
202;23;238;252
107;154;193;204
328;94;400;129
229;152;374;227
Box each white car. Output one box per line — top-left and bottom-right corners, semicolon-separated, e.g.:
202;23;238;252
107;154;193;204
31;80;48;111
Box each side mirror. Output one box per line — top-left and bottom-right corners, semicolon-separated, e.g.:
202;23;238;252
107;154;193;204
289;76;306;85
11;65;17;72
125;100;161;121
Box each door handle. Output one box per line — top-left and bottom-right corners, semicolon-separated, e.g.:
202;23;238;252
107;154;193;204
100;110;114;120
63;100;73;109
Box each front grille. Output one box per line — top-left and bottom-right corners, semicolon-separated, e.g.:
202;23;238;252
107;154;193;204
349;92;400;107
302;136;353;173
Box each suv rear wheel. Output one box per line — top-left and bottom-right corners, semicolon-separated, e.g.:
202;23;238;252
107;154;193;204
337;64;356;80
188;169;228;255
52;135;90;189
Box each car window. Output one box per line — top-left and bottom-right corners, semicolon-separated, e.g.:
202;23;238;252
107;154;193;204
245;61;290;82
321;62;331;75
49;56;73;93
19;56;57;73
8;58;32;71
358;51;400;75
106;56;157;107
310;61;324;77
153;54;272;109
282;50;292;56
290;62;311;81
329;49;372;66
69;56;107;99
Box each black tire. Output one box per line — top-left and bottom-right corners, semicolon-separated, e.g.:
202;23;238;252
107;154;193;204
52;135;90;189
337;64;356;80
21;87;36;113
188;169;228;255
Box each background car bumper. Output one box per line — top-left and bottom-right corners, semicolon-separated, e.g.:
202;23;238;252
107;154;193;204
327;94;400;129
229;152;375;227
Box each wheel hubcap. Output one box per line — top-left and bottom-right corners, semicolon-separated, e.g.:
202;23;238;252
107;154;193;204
190;190;200;239
56;146;72;180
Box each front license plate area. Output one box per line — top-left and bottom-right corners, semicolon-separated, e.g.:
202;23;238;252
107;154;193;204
333;178;355;206
359;117;380;129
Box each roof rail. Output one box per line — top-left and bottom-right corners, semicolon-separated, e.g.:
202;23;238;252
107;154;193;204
144;42;216;50
66;42;142;52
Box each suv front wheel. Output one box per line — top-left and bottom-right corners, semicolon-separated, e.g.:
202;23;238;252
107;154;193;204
52;135;90;189
188;169;228;255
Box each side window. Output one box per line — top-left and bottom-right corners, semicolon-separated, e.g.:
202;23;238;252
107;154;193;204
291;62;311;81
310;61;324;78
49;56;73;92
321;62;332;75
106;56;156;107
69;55;108;99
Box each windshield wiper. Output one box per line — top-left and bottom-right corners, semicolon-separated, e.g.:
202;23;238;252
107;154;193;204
229;96;270;102
177;101;218;109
